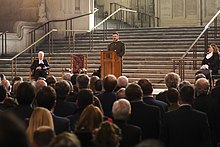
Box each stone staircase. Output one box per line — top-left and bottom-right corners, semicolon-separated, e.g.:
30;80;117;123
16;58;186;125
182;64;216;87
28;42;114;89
1;26;219;89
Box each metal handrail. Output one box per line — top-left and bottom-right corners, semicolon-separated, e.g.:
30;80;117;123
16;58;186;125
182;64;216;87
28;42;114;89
29;8;99;43
0;31;7;55
91;8;136;31
181;9;220;59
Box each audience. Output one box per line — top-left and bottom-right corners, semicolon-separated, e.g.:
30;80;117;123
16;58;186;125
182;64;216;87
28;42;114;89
27;107;54;146
35;86;71;135
193;78;220;146
160;85;211;147
48;132;81;147
126;83;161;139
33;126;56;147
75;104;103;147
112;98;142;147
93;121;122;147
54;80;77;117
97;74;117;117
0;111;29;147
1;71;219;146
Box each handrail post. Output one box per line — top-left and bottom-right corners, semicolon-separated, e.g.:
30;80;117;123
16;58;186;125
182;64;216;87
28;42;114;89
4;32;7;55
68;31;71;52
141;13;143;27
1;33;3;55
204;29;208;56
11;60;13;79
214;17;217;40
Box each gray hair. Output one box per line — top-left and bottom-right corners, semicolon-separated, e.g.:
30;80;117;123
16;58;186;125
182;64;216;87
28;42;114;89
117;76;128;87
165;72;181;88
112;99;131;120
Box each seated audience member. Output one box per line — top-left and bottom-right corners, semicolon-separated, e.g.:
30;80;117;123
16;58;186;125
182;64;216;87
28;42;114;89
211;79;220;105
138;79;168;116
67;89;94;131
193;78;220;146
92;66;101;78
135;139;164;147
0;73;6;81
90;76;100;93
0;111;29;147
46;75;57;88
11;76;23;96
63;73;73;81
166;88;179;112
35;79;47;94
10;82;35;126
33;126;56;147
1;79;12;97
94;79;103;96
75;104;103;147
35;86;71;135
126;83;161;140
27;107;54;146
11;80;22;98
114;75;129;92
160;85;211;147
177;80;191;91
156;72;180;105
112;99;142;147
48;132;81;147
97;74;117;117
93;121;122;147
116;88;126;100
195;64;211;80
54;80;77;117
195;73;206;82
0;97;18;111
0;85;7;104
30;51;50;81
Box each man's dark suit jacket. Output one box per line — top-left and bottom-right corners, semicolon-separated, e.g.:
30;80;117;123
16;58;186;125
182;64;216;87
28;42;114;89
128;101;161;140
160;105;211;147
114;120;142;147
30;58;49;80
52;113;71;135
54;99;77;117
97;91;116;118
193;94;220;146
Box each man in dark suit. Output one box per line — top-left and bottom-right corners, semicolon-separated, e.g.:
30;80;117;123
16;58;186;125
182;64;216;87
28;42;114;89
160;85;212;147
35;86;71;134
193;78;220;147
125;83;161;140
112;98;142;147
30;51;50;81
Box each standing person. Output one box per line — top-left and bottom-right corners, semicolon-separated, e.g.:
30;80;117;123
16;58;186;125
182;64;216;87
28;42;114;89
202;43;220;76
108;32;125;57
160;85;211;147
30;51;50;81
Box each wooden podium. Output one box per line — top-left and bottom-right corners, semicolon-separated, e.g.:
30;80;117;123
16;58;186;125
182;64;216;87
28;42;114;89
101;51;122;78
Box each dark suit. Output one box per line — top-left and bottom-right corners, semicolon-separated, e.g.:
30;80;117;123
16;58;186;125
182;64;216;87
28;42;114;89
114;120;142;147
160;105;211;147
128;101;161;140
52;113;71;135
54;99;77;117
30;58;49;80
193;94;220;146
97;91;116;117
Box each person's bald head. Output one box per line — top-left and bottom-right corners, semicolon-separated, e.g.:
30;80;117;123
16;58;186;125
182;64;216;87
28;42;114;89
195;78;209;96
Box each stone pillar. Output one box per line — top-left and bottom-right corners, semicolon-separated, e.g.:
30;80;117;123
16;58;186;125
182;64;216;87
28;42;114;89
38;0;48;23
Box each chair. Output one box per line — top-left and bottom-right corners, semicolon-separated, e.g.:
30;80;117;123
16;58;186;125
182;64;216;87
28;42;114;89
62;54;88;77
29;57;50;80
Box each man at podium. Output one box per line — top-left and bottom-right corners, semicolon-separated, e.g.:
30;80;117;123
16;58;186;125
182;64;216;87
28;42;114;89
107;32;125;57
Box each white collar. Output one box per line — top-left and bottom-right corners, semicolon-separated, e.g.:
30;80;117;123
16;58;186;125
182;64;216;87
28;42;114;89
206;52;213;59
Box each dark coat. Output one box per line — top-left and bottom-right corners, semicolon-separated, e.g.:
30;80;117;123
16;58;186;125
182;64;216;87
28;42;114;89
160;105;211;147
30;59;50;80
108;41;125;57
128;101;161;140
114;120;142;147
202;52;219;75
52;113;71;135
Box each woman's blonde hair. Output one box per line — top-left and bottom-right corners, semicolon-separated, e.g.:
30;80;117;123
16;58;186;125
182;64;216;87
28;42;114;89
210;43;219;53
26;107;54;146
76;104;103;132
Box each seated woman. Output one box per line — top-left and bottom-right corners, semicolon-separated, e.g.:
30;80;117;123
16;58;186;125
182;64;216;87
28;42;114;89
202;43;220;75
30;51;50;81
